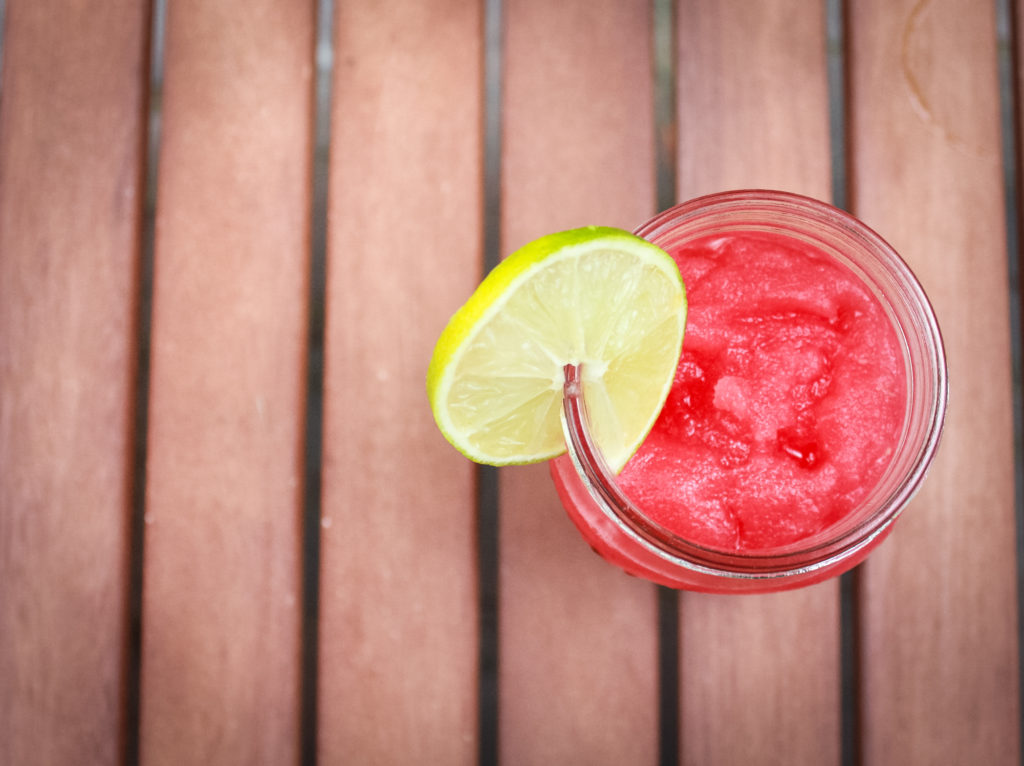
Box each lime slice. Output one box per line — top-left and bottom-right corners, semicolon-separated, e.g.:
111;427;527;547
427;226;687;472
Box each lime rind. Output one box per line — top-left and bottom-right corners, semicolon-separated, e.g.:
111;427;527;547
427;226;686;471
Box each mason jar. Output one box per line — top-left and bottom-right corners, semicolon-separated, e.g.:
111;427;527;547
549;190;948;593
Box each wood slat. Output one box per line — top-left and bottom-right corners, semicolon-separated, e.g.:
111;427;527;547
499;1;661;762
851;0;1020;762
138;2;313;763
674;2;841;763
0;2;148;763
317;1;481;762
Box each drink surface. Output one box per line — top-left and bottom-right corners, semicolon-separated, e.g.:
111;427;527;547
616;231;907;551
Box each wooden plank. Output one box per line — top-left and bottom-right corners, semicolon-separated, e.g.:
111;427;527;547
316;1;481;762
500;1;660;762
674;2;841;764
0;2;148;764
138;2;313;763
850;1;1020;762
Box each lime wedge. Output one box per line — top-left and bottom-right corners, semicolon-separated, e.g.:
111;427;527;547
427;226;686;472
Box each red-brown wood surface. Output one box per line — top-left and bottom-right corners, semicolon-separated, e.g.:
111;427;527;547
138;1;313;763
675;2;841;764
0;2;148;763
317;1;481;762
1;1;1022;763
851;0;1020;762
499;1;661;762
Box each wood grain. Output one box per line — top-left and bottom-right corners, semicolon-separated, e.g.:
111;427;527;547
0;2;148;763
850;0;1020;762
500;1;661;763
316;0;481;762
138;1;313;763
675;2;841;764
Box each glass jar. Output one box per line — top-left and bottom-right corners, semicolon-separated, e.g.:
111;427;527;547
549;190;948;593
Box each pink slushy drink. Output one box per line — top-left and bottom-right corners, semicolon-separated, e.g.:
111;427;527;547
551;191;946;593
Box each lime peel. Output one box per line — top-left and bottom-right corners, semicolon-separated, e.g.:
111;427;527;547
427;226;686;472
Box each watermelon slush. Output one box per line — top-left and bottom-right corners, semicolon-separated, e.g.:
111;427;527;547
550;191;946;593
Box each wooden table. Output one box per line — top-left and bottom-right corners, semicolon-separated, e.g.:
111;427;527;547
1;0;1020;764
